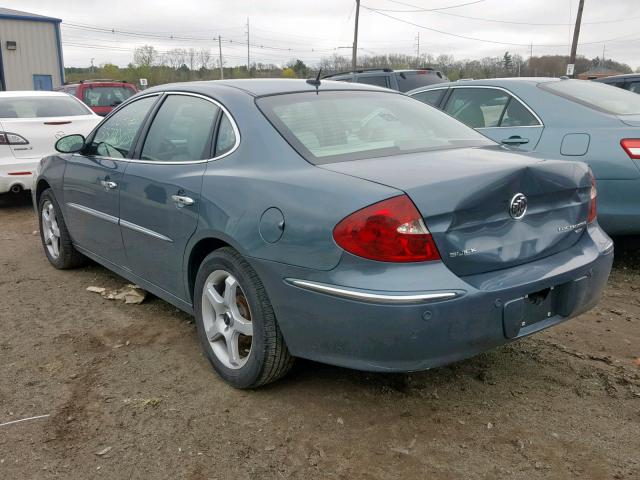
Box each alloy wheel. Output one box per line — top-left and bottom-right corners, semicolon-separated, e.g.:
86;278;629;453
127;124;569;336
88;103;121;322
201;270;253;369
41;200;61;259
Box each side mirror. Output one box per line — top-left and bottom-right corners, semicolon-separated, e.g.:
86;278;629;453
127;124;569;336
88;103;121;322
55;134;85;154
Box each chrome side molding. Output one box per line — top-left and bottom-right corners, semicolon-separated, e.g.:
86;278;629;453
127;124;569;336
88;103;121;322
286;278;459;304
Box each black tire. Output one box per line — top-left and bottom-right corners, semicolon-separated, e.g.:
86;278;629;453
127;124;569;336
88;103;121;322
38;188;87;269
194;247;294;388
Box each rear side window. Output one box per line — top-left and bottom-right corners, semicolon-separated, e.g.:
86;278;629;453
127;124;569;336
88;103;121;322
500;98;539;127
257;90;492;165
541;80;640;115
396;72;445;92
215;114;237;156
0;96;90;118
83;86;136;108
141;95;220;162
355;75;390;88
410;89;446;107
444;88;510;128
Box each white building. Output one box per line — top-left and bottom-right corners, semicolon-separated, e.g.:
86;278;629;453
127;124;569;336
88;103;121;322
0;8;64;91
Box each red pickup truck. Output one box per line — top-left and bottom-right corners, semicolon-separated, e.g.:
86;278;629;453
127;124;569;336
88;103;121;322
59;80;137;116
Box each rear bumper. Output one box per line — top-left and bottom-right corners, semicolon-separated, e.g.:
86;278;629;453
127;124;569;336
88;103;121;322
0;157;38;193
249;225;613;372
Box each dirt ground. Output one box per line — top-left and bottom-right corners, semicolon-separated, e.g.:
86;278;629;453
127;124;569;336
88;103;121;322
1;192;639;480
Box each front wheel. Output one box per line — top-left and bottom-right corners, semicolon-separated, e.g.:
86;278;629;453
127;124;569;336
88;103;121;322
38;189;86;269
194;247;294;388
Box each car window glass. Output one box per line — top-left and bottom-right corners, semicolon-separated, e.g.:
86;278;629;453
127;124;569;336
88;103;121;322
500;99;539;127
444;88;509;128
141;95;219;162
90;95;157;158
629;82;640;94
83;86;136;108
215;114;237;156
356;76;389;88
396;72;444;92
411;89;446;107
541;79;640;115
0;96;90;118
257;90;493;165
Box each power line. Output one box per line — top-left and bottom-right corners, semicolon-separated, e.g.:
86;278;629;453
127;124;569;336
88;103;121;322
380;0;485;12
361;4;640;48
378;0;640;26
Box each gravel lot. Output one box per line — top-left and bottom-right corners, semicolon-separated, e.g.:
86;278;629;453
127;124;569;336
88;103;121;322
1;192;639;480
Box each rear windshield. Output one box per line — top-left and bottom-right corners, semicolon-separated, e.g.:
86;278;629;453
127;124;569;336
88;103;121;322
541;79;640;115
257;90;492;164
0;96;91;118
396;71;445;92
82;86;135;107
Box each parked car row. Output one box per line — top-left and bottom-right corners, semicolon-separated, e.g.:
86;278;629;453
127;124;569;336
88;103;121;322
32;78;614;388
0;91;101;195
406;78;640;235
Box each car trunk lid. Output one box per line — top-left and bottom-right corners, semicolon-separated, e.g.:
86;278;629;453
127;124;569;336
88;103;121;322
321;146;592;276
0;115;99;159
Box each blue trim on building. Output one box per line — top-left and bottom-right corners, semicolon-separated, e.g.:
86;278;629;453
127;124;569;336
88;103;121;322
54;22;65;84
0;40;5;91
0;13;61;24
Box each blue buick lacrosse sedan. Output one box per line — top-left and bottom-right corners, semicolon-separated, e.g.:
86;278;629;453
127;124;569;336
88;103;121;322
34;79;613;388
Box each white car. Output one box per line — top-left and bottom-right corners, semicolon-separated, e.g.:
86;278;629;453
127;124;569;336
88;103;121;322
0;91;101;194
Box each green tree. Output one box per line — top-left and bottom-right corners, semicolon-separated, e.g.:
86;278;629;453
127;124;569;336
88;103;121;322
502;52;513;71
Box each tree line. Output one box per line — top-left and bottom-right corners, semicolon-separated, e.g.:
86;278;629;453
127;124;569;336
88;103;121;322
63;44;637;87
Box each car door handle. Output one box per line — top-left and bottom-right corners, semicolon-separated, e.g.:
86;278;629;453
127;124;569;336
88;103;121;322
501;136;530;145
171;194;194;207
100;180;118;190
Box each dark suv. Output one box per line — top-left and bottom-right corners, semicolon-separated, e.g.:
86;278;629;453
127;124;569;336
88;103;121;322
593;74;640;94
323;68;448;92
59;80;138;116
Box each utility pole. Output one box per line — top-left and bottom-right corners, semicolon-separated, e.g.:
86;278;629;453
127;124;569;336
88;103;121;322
352;0;360;72
90;57;95;73
415;32;420;67
568;0;585;78
218;35;224;80
246;18;250;77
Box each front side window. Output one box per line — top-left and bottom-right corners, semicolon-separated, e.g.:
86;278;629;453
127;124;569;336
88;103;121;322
444;88;509;128
628;82;640;94
257;90;492;165
141;95;219;162
356;76;390;88
83;86;136;108
410;89;446;107
0;96;90;118
541;79;640;115
90;95;157;158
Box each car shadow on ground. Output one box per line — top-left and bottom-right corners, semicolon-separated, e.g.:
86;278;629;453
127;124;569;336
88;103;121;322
0;191;32;208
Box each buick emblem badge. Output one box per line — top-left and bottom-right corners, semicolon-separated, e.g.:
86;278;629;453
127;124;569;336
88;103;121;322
509;193;528;219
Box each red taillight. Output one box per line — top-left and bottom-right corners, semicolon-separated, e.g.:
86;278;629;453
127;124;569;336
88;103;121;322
0;132;29;145
333;195;440;263
621;139;640;159
588;174;597;224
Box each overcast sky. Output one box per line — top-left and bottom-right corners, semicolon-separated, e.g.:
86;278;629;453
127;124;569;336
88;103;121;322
7;0;640;69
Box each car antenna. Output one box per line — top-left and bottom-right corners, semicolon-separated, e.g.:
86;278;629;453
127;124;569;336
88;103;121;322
306;68;322;91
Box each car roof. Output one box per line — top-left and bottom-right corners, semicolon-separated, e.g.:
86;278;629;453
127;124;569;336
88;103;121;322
406;77;561;94
596;73;640;81
0;91;71;98
145;78;395;97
